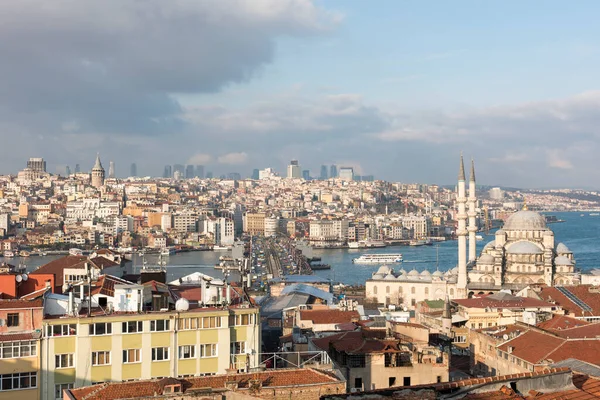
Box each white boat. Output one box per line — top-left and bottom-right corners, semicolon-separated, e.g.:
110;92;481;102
348;240;386;249
352;253;402;264
69;248;83;256
3;251;15;258
160;248;172;257
476;235;484;241
213;245;231;251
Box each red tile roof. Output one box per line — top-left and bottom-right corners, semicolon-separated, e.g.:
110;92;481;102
537;314;591;331
30;255;87;288
0;331;41;342
0;299;43;309
537;285;600;317
299;309;360;325
312;330;400;354
453;296;557;310
68;368;341;400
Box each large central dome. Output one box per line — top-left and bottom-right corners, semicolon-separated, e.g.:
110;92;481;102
503;210;547;231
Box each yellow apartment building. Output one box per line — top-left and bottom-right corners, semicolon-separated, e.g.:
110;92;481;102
41;307;260;400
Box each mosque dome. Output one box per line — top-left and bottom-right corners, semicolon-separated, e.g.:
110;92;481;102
478;254;495;264
420;270;431;277
507;241;543;255
483;240;496;250
555;256;573;266
384;273;396;280
503;210;547;231
432;270;443;277
372;273;385;280
376;265;391;275
556;243;571;254
398;268;407;275
408;269;419;277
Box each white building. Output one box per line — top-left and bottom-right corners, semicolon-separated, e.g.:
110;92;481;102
202;217;235;246
66;198;121;222
287;160;302;179
489;187;504;200
264;217;279;237
338;167;354;181
401;215;431;239
259;168;278;179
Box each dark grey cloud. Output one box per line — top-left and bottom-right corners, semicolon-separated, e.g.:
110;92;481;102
0;0;337;140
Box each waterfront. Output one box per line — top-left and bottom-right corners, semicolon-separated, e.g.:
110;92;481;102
7;212;600;286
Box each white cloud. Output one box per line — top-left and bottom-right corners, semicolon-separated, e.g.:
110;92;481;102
186;153;212;165
218;152;248;165
546;149;574;170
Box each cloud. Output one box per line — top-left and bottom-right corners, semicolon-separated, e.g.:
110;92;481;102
186;153;213;165
546;149;574;170
0;0;339;137
218;152;249;165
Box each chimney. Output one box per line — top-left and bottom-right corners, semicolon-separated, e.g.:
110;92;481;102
508;346;514;354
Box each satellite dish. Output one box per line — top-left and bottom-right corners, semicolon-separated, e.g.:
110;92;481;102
15;275;22;283
175;298;190;311
22;274;28;281
503;334;509;340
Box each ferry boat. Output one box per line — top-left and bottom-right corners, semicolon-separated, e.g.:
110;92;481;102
160;248;175;257
352;253;403;264
348;240;386;249
3;251;15;258
409;239;432;246
475;235;484;241
545;215;565;223
590;213;599;216
69;248;84;256
213;245;231;251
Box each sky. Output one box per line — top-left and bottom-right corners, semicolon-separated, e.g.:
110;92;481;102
2;0;600;188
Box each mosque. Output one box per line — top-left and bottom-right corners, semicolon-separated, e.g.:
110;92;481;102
365;155;590;307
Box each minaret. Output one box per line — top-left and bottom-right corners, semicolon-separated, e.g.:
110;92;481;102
468;159;477;262
456;154;468;297
442;294;452;334
91;153;105;188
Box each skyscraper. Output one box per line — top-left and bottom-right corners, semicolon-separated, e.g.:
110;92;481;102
330;165;337;178
287;160;301;178
251;169;259;180
185;165;195;179
302;170;310;180
108;161;115;178
163;165;172;178
75;164;80;174
195;165;205;179
206;171;213;179
27;157;46;172
173;164;185;178
320;165;328;180
338;167;354;181
65;166;71;176
130;163;137;177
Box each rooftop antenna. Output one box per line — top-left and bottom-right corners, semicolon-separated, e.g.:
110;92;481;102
436;244;440;272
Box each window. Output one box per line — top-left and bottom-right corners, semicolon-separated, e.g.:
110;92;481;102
47;324;77;337
89;323;112;336
177;318;198;330
437;376;442;383
0;372;37;391
386;286;390;294
91;351;111;366
0;341;37;359
122;349;141;363
229;314;253;326
403;377;411;386
122;321;143;334
411;287;415;294
152;347;170;361
230;341;245;355
6;313;19;327
373;286;378;295
55;354;74;369
354;377;362;389
150;320;170;332
178;345;196;359
201;343;218;358
453;335;466;343
201;316;221;329
425;287;429;295
55;383;73;399
389;377;396;387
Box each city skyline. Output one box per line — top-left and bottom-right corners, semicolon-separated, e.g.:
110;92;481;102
2;1;600;188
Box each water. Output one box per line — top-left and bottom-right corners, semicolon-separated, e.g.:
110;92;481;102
8;212;600;286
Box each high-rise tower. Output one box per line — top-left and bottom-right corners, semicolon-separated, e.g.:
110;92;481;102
108;161;115;179
91;153;105;188
468;159;477;262
456;154;468;296
130;163;137;177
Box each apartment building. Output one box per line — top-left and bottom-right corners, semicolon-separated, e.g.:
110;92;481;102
244;213;265;236
41;306;260;400
0;299;44;400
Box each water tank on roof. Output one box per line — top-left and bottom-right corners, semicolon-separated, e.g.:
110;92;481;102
175;298;190;311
